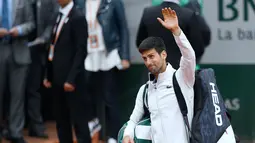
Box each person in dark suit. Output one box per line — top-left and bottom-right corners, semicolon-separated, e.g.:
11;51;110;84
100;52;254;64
183;0;211;48
25;0;58;138
0;0;35;142
136;0;204;69
43;0;91;142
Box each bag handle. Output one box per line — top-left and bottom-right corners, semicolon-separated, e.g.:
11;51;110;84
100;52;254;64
142;84;150;119
173;71;192;140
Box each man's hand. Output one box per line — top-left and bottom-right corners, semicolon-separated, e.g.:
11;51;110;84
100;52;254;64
122;136;134;143
121;60;130;70
157;7;181;36
0;28;9;38
64;82;75;92
43;79;52;88
9;27;19;37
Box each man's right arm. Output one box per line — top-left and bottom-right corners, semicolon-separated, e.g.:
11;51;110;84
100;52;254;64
123;84;146;139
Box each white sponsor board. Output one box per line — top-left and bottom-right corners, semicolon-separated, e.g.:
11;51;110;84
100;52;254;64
201;0;255;64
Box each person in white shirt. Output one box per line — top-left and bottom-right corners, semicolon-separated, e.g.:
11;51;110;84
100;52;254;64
123;7;196;143
75;0;130;142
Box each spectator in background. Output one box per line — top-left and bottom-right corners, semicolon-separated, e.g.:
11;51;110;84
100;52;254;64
74;0;130;142
25;0;59;139
136;0;205;69
0;0;35;142
43;0;91;142
183;0;211;49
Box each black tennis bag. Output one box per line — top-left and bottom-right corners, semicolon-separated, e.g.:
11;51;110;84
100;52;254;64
173;68;235;143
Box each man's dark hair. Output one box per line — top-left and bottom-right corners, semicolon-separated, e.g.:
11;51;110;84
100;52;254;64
138;37;166;54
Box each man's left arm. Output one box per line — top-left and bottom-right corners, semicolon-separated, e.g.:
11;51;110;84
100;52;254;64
157;8;196;87
175;30;196;88
113;0;130;61
15;0;35;36
66;14;88;85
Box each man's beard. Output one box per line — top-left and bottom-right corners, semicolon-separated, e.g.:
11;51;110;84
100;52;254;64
149;65;161;75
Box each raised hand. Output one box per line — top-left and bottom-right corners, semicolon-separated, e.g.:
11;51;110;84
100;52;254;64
157;7;181;36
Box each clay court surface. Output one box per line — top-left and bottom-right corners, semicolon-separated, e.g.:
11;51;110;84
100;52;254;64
2;122;254;143
2;122;101;143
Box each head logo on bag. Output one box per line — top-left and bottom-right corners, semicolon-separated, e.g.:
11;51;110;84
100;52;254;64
210;82;223;127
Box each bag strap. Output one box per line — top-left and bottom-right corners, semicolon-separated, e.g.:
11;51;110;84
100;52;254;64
142;84;150;118
172;71;192;139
